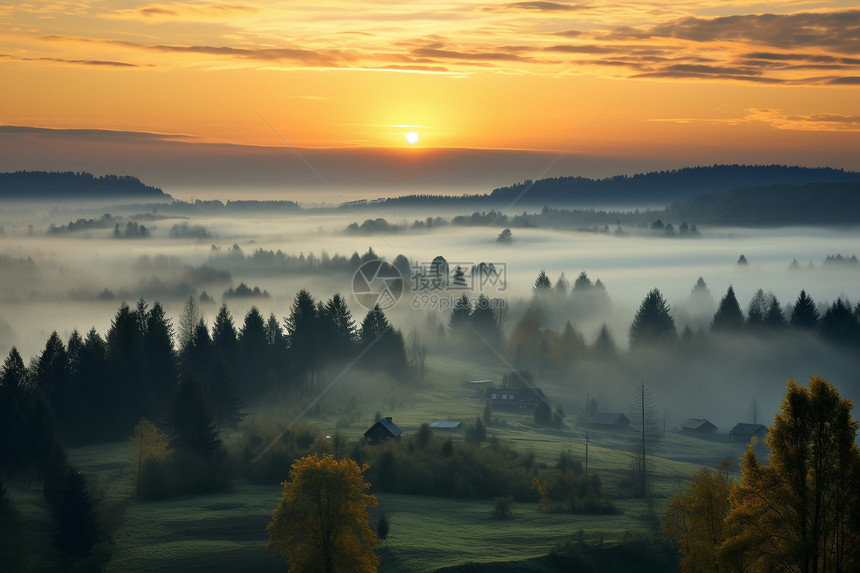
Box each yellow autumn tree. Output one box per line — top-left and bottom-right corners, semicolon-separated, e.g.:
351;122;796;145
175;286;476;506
662;461;732;573
267;453;379;573
131;417;170;496
722;377;860;573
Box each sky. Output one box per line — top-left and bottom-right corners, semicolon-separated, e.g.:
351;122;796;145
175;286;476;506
2;0;860;197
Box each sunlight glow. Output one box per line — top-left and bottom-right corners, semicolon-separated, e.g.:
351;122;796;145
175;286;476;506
405;131;419;145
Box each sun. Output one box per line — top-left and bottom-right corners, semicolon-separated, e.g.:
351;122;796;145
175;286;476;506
405;131;419;145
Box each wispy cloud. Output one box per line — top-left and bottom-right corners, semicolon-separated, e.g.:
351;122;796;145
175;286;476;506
482;1;589;12
0;54;143;67
649;109;860;132
0;125;199;142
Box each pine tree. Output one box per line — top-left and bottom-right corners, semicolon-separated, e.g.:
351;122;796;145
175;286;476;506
712;286;744;330
238;306;268;396
49;468;99;562
790;289;820;329
169;377;222;461
746;289;768;327
143;301;177;417
177;296;202;353
211;303;238;373
286;289;320;389
359;305;406;375
764;294;786;328
323;293;357;361
0;348;28;472
448;294;471;333
554;272;569;296
820;298;858;344
591;324;617;359
106;301;146;433
629;288;677;348
470;294;502;350
532;270;552;296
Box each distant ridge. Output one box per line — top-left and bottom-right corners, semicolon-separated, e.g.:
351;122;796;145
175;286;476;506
371;164;860;207
0;171;170;200
487;164;860;204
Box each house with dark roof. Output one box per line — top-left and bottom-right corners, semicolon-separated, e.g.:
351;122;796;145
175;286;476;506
486;386;544;410
587;412;630;430
681;418;717;434
730;423;768;442
362;417;402;445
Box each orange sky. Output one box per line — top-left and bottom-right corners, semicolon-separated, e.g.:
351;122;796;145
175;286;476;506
1;0;859;184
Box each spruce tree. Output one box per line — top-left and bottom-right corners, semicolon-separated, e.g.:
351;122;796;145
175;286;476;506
790;289;820;329
49;468;98;562
238;306;268;396
629;288;677;348
170;377;222;461
712;286;744;330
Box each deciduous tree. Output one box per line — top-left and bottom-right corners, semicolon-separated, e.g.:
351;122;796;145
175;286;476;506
663;462;732;573
131;417;170;496
267;453;379;573
722;377;860;572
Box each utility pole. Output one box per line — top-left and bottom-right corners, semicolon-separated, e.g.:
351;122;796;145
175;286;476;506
640;383;646;497
585;431;589;476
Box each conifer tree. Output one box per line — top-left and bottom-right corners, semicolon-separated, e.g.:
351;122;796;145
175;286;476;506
629;288;676;347
169;377;222;462
790;289;820;329
712;286;744;330
448;294;471;333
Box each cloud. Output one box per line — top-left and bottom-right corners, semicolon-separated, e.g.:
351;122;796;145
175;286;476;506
106;2;258;21
745;109;860;131
411;47;533;63
644;11;860;54
482;1;588;12
38;35;348;67
829;76;860;85
0;125;197;142
2;55;142;67
140;6;179;17
15;4;860;85
648;109;860;132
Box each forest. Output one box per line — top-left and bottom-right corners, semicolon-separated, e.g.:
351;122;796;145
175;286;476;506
1;260;859;570
1;166;860;571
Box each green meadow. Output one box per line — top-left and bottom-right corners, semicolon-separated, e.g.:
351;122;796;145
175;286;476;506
6;353;752;571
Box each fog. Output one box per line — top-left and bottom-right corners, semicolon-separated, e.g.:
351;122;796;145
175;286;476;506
1;198;858;438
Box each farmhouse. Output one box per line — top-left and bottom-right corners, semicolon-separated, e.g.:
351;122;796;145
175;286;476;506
587;412;630;430
681;418;717;434
730;422;768;442
486;386;545;410
362;417;402;445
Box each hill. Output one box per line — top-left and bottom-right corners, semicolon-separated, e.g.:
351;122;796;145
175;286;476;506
668;181;860;226
0;171;170;200
486;165;860;205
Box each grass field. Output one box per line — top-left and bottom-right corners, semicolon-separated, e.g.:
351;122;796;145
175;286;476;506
4;353;753;571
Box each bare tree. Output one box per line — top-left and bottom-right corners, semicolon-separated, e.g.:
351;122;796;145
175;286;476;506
408;330;427;383
177;296;201;353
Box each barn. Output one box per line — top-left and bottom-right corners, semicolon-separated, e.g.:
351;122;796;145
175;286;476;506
730;423;768;442
681;418;717;434
362;417;402;445
587;412;630;430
